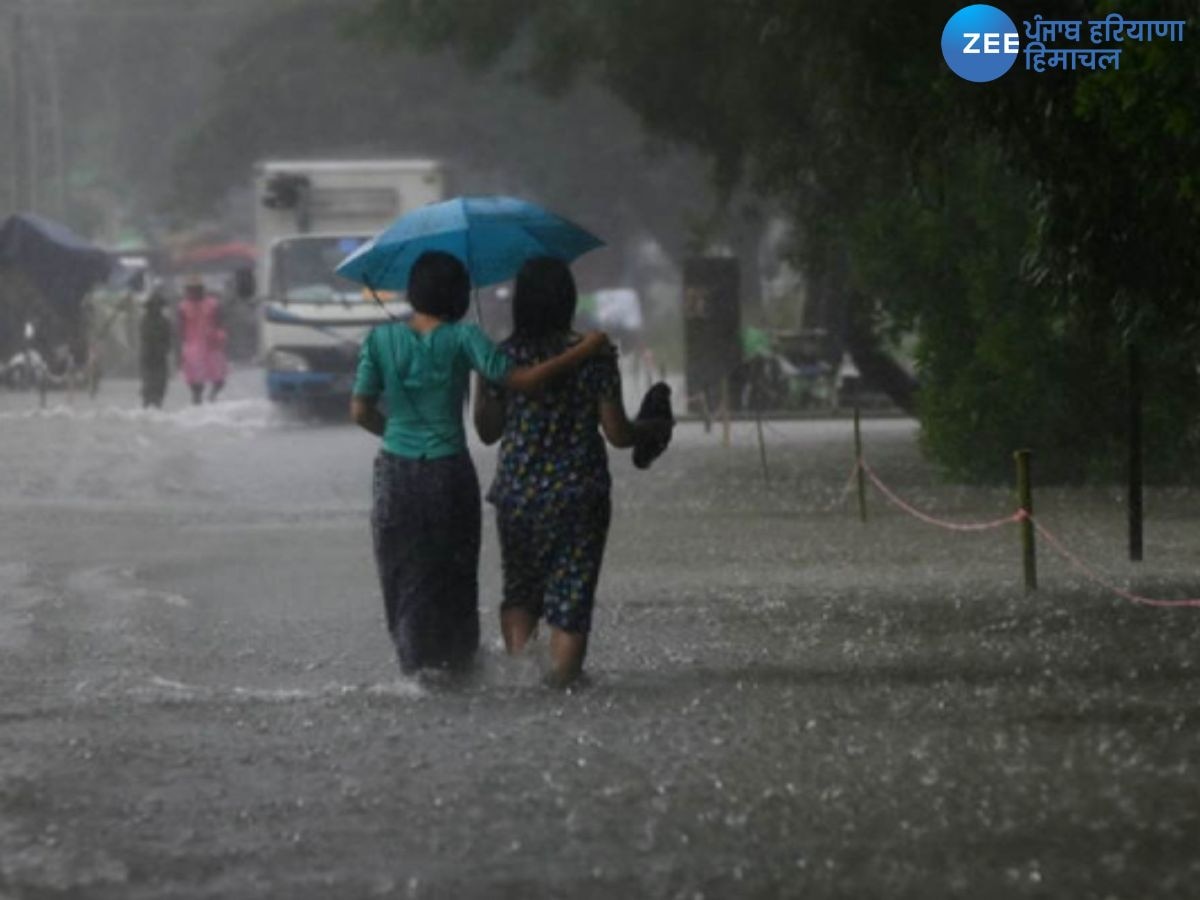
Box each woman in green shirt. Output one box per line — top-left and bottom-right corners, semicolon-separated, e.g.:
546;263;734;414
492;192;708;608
351;251;608;676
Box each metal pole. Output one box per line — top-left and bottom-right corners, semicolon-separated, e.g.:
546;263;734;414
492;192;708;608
720;375;730;448
754;405;769;484
473;287;485;329
1014;449;1037;593
1128;344;1144;562
6;7;17;208
854;405;867;523
699;389;712;434
45;22;67;219
24;4;39;214
10;4;31;210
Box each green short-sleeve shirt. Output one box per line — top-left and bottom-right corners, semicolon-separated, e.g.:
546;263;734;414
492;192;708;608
353;321;513;459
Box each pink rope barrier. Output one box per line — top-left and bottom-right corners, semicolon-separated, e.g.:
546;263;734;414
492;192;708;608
849;456;1200;609
859;461;1024;532
819;460;862;513
1029;516;1200;608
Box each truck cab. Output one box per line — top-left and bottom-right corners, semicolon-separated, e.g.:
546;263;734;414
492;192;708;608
255;159;447;407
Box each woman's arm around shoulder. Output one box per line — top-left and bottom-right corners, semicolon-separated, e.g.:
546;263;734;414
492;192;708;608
458;322;612;395
503;331;611;394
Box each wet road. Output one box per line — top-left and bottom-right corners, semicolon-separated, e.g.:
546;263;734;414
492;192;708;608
4;370;1200;898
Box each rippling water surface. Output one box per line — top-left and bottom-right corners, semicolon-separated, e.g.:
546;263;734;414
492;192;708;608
4;372;1200;898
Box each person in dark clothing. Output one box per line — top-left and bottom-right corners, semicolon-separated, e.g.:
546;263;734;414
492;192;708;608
474;257;672;688
140;290;172;409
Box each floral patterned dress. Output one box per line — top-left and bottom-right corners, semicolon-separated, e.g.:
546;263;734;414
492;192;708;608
486;333;621;634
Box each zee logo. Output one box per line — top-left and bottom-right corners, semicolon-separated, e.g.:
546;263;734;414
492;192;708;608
962;32;1020;54
943;5;1021;82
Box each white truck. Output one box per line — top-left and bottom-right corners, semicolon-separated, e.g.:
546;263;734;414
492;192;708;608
254;159;448;407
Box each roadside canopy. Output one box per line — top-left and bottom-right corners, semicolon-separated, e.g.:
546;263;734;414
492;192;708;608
0;213;112;316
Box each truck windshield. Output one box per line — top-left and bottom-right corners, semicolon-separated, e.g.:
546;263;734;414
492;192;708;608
274;236;370;303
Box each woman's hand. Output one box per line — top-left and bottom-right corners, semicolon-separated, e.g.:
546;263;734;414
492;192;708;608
577;331;613;358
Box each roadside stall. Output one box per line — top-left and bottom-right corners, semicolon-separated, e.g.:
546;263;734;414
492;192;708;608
0;213;112;393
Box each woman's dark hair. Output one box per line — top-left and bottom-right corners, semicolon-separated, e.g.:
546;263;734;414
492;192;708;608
512;257;577;338
407;251;470;321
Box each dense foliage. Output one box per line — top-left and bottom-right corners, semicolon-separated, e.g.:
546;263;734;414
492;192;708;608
359;0;1200;482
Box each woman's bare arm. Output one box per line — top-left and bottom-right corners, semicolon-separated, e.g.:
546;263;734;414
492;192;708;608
599;397;637;449
473;374;504;445
600;397;673;449
350;395;385;436
503;331;610;394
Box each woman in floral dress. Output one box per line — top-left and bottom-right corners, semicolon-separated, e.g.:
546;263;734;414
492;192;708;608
475;257;671;687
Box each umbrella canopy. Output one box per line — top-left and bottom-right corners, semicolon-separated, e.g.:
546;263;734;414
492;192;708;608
335;196;603;291
0;213;112;316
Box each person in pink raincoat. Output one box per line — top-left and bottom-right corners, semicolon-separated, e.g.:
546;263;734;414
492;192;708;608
177;275;228;404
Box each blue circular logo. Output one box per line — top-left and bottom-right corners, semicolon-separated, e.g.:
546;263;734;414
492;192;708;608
942;5;1020;82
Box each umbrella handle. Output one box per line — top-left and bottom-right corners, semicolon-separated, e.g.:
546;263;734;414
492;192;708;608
474;287;486;329
363;275;400;322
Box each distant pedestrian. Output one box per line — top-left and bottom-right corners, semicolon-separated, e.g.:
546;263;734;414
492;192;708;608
473;257;672;688
177;275;227;404
140;289;172;409
350;251;611;677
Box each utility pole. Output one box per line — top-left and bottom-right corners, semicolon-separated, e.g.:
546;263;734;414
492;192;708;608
44;14;67;219
23;2;40;214
9;2;32;211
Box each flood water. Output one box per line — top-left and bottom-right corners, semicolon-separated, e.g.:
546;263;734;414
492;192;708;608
4;370;1200;898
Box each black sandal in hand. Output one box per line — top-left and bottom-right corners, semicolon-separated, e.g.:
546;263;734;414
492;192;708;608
632;382;674;470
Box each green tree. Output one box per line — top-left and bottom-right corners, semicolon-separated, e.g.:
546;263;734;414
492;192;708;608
359;0;1200;482
0;0;276;237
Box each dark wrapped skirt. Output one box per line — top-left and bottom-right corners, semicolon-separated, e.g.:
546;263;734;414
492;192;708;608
371;450;481;674
140;363;168;408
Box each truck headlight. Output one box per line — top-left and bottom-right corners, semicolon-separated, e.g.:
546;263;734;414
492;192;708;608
269;349;310;372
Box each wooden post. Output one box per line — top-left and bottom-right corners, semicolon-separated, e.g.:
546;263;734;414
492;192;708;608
1128;345;1144;562
720;376;731;448
755;406;769;484
1014;449;1037;593
854;405;867;523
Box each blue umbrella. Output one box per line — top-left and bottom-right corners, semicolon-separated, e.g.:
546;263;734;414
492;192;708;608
334;195;604;291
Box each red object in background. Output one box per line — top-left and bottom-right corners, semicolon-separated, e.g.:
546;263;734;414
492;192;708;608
171;242;257;272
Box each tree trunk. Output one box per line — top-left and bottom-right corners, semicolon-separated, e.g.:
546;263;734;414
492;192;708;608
844;289;919;415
